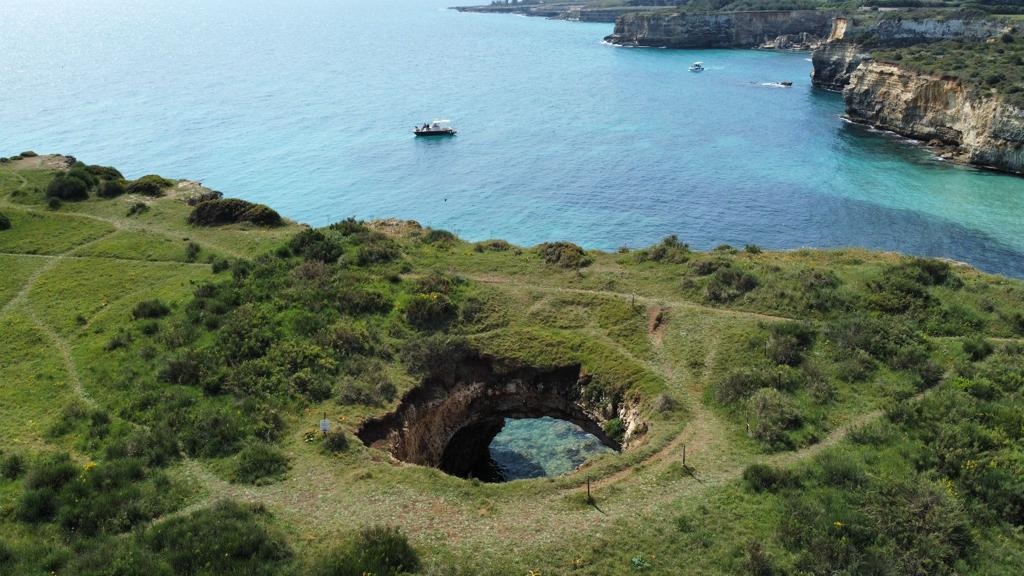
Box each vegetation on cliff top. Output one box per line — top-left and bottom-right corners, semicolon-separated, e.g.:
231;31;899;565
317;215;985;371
2;156;1024;574
873;29;1024;105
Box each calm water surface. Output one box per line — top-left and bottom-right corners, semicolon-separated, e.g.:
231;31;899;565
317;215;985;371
1;0;1023;276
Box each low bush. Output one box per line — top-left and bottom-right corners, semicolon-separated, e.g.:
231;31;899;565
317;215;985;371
232;443;290;485
2;452;26;479
0;212;10;231
97;179;126;198
45;172;91;201
20;150;38;157
536;241;592;269
404;292;457;329
322;430;349;454
338;374;396;407
705;265;758;303
125;175;173;197
132;299;171;320
747;388;800;449
743;464;799;492
146;501;292;576
288;229;344;262
636;235;690;264
17;488;59;522
313;526;420;576
963;336;994;362
764;322;816;366
25;453;78;490
188;198;283;227
84;164;123;180
126;201;148;217
422;228;456;245
603;417;625;442
474;239;512;252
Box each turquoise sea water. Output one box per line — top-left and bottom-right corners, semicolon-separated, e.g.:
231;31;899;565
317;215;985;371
1;0;1023;276
490;417;614;480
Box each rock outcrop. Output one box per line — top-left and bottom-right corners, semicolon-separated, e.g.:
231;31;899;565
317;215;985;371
811;15;1010;91
603;10;834;49
356;354;637;481
844;61;1024;174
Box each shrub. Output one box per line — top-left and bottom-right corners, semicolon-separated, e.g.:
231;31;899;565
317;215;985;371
97;179;126;198
313;526;420;576
47;197;62;210
2;452;26;479
747;388;799;449
180;403;248;458
422;228;456;245
474;239;512;252
744;244;763;254
188;198;283;227
690;258;730;276
963;336;994;362
715;369;773;405
322;430;349;454
405;292;457;329
338;374;396;407
401;335;472;379
46;172;90;201
536;241;592;269
232;443;290;484
20;150;38;157
85;164;124;180
636;235;690;264
764;322;816;366
0;213;10;231
126;175;173;197
146;501;292;576
705;265;758;303
603;417;625;442
356;240;401;265
815;451;866;487
25;453;78;490
288;229;344;262
211;257;231;273
185;241;201;262
17;488;59;522
743;464;799;492
132;299;171;320
126;201;148;217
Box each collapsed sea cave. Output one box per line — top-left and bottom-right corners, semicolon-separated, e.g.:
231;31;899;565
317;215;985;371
356;354;634;482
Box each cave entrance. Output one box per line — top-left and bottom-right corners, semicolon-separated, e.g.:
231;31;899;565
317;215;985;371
356;355;624;482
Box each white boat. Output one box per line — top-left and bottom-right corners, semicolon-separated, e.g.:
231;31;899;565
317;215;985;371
689;62;704;72
413;119;457;136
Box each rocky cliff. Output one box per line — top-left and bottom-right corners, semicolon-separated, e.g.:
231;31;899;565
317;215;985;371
604;10;834;48
845;61;1024;174
811;15;1009;91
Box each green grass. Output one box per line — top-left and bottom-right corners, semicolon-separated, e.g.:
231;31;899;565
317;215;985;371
0;209;114;255
1;157;1024;575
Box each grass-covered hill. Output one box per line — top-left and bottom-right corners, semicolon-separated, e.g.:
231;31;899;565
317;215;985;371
2;154;1024;574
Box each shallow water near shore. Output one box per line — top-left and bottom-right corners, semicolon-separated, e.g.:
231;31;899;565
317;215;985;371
2;0;1023;277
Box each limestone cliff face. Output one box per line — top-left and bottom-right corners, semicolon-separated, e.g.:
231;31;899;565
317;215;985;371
604;10;833;48
845;61;1024;174
811;41;869;91
811;15;1009;91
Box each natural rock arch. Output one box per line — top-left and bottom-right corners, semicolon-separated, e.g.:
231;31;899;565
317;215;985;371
356;354;626;481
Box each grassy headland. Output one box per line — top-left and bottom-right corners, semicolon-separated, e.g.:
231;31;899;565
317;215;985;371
1;155;1024;574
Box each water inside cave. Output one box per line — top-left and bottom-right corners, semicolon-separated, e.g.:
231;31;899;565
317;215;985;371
488;417;615;481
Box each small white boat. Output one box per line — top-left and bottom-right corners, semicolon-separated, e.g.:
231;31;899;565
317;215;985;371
413;119;457;136
689;62;704;72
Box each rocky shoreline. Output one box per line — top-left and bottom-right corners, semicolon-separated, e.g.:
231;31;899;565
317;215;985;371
811;15;1023;175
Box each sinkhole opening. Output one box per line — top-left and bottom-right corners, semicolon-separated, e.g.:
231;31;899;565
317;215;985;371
355;354;629;483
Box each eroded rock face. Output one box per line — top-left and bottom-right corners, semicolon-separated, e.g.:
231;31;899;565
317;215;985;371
357;355;631;480
604;10;833;49
845;62;1024;174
